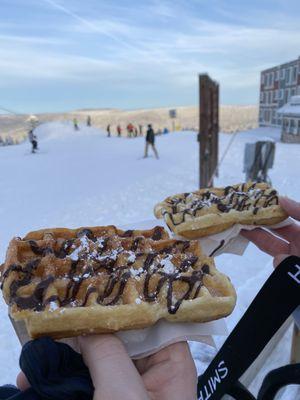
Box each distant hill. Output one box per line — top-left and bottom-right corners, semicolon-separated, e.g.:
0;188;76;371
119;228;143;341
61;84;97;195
0;105;258;141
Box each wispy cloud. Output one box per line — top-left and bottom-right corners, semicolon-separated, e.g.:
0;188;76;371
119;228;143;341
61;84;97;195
0;34;67;45
41;0;146;54
1;0;300;111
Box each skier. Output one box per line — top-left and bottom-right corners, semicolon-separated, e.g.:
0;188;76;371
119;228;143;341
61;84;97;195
144;124;159;159
28;129;38;153
87;115;91;127
73;118;79;131
139;124;143;136
134;127;138;137
107;124;111;137
117;125;122;137
127;123;133;138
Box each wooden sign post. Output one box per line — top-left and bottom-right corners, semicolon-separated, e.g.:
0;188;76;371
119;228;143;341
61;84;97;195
199;74;219;188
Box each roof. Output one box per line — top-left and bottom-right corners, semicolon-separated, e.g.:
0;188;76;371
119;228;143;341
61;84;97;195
277;96;300;116
261;56;300;74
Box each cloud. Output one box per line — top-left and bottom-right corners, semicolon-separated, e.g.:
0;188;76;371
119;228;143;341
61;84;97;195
0;34;67;45
1;0;300;108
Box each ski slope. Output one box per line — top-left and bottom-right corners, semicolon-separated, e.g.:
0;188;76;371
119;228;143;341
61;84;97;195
0;122;299;396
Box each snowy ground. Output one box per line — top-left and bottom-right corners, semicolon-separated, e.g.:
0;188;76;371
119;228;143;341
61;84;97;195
0;121;299;397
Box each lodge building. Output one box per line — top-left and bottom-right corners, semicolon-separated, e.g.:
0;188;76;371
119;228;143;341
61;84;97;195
259;56;300;127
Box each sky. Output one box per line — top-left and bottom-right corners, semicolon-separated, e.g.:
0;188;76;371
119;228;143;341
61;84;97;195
0;0;300;113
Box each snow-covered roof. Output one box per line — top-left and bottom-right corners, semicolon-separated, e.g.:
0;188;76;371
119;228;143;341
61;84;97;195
277;96;300;116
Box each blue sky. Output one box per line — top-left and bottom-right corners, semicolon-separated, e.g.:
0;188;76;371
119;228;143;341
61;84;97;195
0;0;300;113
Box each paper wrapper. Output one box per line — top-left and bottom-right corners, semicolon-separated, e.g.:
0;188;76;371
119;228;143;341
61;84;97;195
195;217;294;257
117;319;227;359
127;217;293;257
10;317;227;359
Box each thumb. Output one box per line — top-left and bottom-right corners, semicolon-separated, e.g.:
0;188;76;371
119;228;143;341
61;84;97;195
17;372;30;391
279;197;300;222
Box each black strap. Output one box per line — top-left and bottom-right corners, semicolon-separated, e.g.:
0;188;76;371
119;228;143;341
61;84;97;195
257;363;300;400
226;381;256;400
197;256;300;400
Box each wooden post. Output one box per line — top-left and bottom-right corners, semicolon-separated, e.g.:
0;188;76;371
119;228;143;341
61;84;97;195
199;74;219;188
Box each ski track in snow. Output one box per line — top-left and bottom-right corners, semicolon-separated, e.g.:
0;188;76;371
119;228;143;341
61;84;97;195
0;122;299;397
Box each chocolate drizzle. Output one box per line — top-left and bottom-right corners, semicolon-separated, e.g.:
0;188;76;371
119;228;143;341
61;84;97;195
14;276;54;311
209;240;225;257
3;232;208;315
164;183;279;226
152;226;163;240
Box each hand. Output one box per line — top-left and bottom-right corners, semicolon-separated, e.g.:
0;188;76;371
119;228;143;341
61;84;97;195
79;335;197;400
241;197;300;267
17;335;197;400
134;341;197;400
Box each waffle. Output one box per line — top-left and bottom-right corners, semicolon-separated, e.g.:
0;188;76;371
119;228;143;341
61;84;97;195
1;225;236;339
154;182;288;239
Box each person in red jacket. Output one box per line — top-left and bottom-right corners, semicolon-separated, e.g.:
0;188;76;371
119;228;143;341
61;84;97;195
127;123;134;138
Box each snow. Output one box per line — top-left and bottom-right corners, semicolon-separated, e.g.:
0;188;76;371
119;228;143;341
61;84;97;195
0;122;299;397
278;95;300;116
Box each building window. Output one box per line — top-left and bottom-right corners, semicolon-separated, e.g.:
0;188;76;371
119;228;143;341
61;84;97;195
298;120;300;135
264;110;269;122
272;110;276;125
291;88;296;96
259;110;264;122
290;119;296;135
279;89;284;99
292;66;297;83
286;68;290;85
280;69;285;80
275;70;279;81
285;89;289;103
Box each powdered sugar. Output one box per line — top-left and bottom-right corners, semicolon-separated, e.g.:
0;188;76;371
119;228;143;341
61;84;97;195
49;301;58;312
160;255;176;274
130;267;144;278
96;238;105;248
127;251;136;263
67;235;91;261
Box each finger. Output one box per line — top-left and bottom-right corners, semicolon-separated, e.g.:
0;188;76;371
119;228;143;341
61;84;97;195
241;228;289;256
141;342;197;400
271;223;300;242
16;372;30;391
279;197;300;222
79;335;149;400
